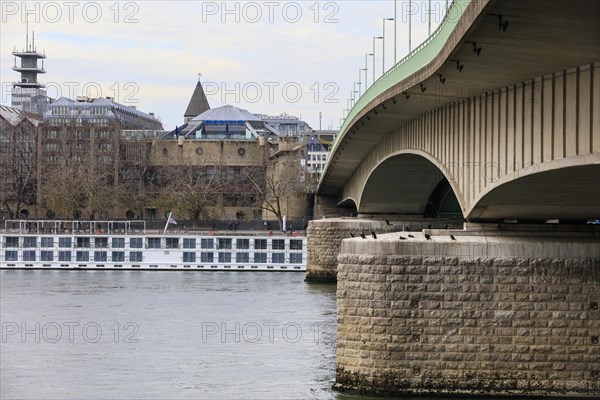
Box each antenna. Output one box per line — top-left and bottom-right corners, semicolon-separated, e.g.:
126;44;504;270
26;13;29;51
33;30;35;51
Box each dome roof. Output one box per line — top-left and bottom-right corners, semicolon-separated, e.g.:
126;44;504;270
190;105;261;123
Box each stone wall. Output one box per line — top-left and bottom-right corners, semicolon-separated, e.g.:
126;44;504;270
336;232;600;396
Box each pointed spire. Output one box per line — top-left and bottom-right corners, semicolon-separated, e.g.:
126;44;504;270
184;78;210;122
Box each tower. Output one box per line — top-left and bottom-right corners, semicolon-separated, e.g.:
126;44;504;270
11;19;49;114
183;74;210;123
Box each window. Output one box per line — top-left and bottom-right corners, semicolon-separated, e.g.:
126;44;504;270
76;251;89;262
59;251;71;261
5;250;18;261
237;253;249;263
95;237;108;248
94;251;107;262
290;253;303;264
130;238;143;248
218;238;232;249
218;252;231;263
254;253;267;263
254;239;267;250
290;240;303;250
59;238;72;248
272;253;285;263
272;239;285;250
147;238;161;249
112;252;125;262
112;238;125;248
236;239;249;249
6;237;19;247
183;252;196;263
183;238;196;249
201;252;214;263
23;237;37;248
22;251;36;261
41;237;54;248
76;237;90;248
201;239;214;249
41;251;54;261
130;252;143;262
166;238;179;249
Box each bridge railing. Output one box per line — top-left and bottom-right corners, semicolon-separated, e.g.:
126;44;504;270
323;0;472;185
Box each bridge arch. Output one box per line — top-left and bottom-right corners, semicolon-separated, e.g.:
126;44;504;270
346;150;466;216
468;154;600;221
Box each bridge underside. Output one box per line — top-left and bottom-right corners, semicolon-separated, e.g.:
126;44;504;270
470;164;600;221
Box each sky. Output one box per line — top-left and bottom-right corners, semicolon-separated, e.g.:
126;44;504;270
1;1;449;131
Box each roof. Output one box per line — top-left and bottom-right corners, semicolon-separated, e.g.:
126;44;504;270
184;81;210;118
190;104;262;123
0;105;43;126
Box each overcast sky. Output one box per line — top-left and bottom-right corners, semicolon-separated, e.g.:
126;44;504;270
1;1;449;130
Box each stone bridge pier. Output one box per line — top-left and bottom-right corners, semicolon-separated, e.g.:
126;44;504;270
334;224;600;397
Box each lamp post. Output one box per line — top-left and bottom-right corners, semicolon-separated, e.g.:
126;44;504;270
372;36;382;83
382;18;394;75
394;0;397;64
358;70;364;97
365;53;373;89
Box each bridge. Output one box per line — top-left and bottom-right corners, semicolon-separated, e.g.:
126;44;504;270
307;0;600;397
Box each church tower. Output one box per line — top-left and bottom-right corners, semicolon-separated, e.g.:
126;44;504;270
183;74;210;123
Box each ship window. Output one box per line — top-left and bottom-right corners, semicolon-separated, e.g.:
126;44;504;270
41;251;54;261
130;238;143;248
6;237;19;247
112;251;125;262
254;239;267;250
95;237;109;248
183;238;196;249
130;251;143;262
23;251;36;261
76;251;89;262
76;237;90;248
94;251;107;262
59;238;72;248
147;238;161;248
112;238;125;248
58;251;71;261
290;253;303;264
290;239;303;250
41;237;54;247
5;250;18;261
236;239;249;249
272;253;285;263
200;239;214;249
218;238;232;249
254;252;267;263
23;237;37;248
272;239;285;250
166;238;179;249
237;253;249;263
200;252;213;262
183;252;196;263
218;252;231;263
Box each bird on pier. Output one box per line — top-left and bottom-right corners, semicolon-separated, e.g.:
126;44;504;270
425;233;432;240
399;235;407;240
386;219;391;226
408;234;415;238
360;231;366;239
445;224;450;229
371;231;377;239
350;233;355;238
450;235;456;241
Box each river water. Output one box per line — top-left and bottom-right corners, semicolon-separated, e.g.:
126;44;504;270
1;270;347;400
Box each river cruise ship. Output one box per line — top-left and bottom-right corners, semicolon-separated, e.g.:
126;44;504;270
0;220;306;272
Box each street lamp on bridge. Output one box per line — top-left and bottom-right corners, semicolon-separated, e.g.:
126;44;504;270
372;36;383;83
365;53;373;89
382;18;394;75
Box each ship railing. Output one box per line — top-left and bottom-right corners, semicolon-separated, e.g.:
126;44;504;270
1;220;147;235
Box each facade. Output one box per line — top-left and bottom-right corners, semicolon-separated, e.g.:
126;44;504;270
305;130;336;179
259;113;312;137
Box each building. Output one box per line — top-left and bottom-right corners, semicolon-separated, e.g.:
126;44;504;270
183;78;211;123
259;113;312;137
305;130;336;179
10;28;51;114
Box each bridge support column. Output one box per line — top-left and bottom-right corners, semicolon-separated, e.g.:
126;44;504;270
335;227;600;396
305;217;461;283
